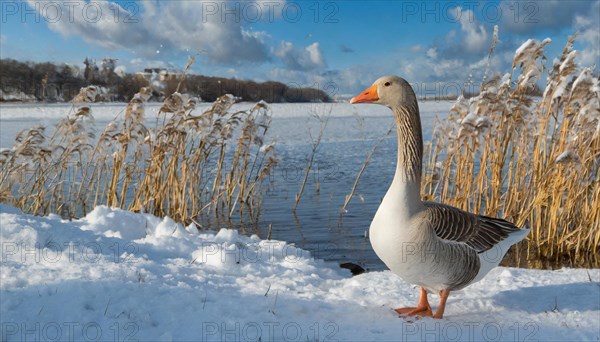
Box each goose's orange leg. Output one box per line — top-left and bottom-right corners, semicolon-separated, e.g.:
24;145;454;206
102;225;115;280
394;288;433;317
432;289;450;319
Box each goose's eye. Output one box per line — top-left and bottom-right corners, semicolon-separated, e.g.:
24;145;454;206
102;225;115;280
384;82;391;87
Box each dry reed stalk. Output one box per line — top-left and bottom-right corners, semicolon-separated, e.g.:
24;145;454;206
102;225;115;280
422;33;600;268
0;83;277;228
294;107;331;212
342;124;394;212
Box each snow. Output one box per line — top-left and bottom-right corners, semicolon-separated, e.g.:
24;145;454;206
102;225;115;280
0;101;453;149
0;89;37;102
514;39;535;57
559;51;577;74
460;112;478;126
555;150;581;164
552;81;568;101
571;67;596;96
1;205;599;341
0;101;453;122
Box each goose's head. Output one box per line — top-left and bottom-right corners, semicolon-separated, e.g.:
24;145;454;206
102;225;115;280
350;76;416;109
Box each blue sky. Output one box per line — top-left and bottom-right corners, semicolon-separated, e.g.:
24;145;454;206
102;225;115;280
1;0;598;95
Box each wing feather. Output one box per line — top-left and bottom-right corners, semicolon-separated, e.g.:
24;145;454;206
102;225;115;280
424;201;525;253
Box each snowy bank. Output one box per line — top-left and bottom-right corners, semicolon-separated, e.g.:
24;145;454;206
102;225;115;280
1;205;599;341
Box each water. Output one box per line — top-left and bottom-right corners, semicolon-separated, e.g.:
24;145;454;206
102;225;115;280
0;101;453;271
260;137;398;271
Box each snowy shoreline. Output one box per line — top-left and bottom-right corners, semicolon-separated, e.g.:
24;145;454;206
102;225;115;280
1;204;599;341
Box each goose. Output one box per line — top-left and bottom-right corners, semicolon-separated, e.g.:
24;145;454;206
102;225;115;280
350;76;529;319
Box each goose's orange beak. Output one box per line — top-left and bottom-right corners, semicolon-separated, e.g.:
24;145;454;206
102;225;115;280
350;84;379;104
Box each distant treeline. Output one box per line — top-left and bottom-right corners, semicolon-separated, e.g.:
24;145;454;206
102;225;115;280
0;59;332;103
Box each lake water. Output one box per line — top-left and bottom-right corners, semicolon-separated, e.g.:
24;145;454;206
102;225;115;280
0;101;453;271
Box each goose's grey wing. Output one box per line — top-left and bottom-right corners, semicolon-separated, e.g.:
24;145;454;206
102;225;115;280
424;201;525;253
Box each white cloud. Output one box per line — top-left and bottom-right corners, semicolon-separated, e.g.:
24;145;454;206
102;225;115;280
445;30;457;44
266;68;309;84
450;6;489;53
306;43;325;66
426;48;438;59
130;58;173;69
274;41;326;71
401;57;464;81
410;45;423;53
26;0;276;65
264;64;379;96
574;1;600;66
500;0;596;35
269;0;597;95
320;66;379;94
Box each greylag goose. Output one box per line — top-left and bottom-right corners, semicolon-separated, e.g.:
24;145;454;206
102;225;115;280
350;76;529;319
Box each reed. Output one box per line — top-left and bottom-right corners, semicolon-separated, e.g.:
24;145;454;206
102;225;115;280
342;124;394;212
422;34;600;268
0;86;277;227
294;106;331;211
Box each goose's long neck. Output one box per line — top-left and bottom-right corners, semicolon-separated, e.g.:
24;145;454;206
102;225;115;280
393;103;423;184
387;102;424;212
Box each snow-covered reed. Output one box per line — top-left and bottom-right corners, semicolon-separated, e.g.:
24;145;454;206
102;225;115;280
422;34;600;268
0;85;277;226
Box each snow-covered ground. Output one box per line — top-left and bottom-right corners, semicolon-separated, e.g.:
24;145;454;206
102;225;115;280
2;205;599;341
